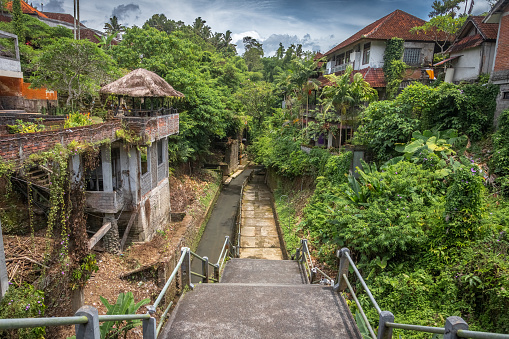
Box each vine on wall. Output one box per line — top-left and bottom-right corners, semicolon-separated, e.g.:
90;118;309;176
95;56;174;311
383;38;406;99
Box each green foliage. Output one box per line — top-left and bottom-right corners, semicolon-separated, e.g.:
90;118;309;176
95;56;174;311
323;152;353;185
356;82;498;161
492;110;509;195
0;283;46;338
64;112;93;128
30;38;117;106
321;65;378;117
443;164;486;242
99;292;150;339
70;254;99;290
383;38;406;99
12;0;25;43
356;100;420;161
385;60;407;99
410;15;466;54
7;118;45;134
394;129;467;163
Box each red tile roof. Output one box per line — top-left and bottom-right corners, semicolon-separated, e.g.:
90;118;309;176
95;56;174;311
448;34;484;53
325;10;448;56
318;67;386;88
470;16;498;40
6;1;48;18
43;12;86;27
447;16;498;53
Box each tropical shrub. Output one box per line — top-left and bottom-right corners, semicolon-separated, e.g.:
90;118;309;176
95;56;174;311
64;112;93;128
491;110;509;195
0;284;46;339
99;292;150;339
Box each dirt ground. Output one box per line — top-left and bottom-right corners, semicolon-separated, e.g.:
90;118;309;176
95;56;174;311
2;168;218;338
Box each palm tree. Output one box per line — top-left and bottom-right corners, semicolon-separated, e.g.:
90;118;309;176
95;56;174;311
321;66;377;146
104;16;126;35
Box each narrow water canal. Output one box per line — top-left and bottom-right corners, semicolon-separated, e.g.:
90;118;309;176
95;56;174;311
190;167;254;282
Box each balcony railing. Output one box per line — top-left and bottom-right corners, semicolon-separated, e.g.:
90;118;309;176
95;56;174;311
114;107;178;118
325;62;354;75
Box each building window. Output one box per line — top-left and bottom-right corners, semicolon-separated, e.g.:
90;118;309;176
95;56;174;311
403;48;421;65
362;43;370;65
86;153;103;191
336;53;344;65
140;146;149;175
157;139;164;165
503;92;509;100
345;50;352;63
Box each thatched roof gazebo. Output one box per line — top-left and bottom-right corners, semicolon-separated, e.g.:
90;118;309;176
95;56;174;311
100;68;184;117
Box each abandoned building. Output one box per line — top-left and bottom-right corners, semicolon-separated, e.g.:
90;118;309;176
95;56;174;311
0;68;181;253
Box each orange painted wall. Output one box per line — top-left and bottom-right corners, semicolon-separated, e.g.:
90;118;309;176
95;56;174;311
0;76;23;96
22;82;57;100
0;76;57;100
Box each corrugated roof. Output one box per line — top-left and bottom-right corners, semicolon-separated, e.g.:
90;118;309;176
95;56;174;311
433;55;461;66
6;1;48;18
325;10;447;56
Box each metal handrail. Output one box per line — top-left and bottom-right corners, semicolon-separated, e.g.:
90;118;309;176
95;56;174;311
293;239;333;285
385;322;445;334
334;247;509;339
343;274;376;339
457;330;509;338
0;316;89;330
342;250;381;315
148;248;187;313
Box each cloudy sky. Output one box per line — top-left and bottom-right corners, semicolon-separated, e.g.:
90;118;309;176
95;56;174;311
39;0;493;56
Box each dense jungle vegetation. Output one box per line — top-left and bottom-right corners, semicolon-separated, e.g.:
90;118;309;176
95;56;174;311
0;0;508;337
248;53;509;338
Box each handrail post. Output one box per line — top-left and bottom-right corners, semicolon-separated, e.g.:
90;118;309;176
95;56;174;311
202;256;209;283
75;305;100;339
236;232;241;257
334;248;350;292
444;316;468;339
142;315;156;339
180;247;193;290
213;264;220;282
377;311;394;339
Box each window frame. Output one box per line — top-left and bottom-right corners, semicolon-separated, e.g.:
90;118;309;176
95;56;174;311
362;43;371;65
403;48;422;65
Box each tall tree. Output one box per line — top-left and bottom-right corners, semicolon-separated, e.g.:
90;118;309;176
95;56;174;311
104;16;126;35
12;0;25;43
243;36;264;72
31;38;116;106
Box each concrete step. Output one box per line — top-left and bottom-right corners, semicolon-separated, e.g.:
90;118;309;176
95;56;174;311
161;283;361;339
221;259;308;285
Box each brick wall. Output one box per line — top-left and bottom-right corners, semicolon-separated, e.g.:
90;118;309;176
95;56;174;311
124;114;179;143
494;5;509;72
85;191;124;214
0;121;121;163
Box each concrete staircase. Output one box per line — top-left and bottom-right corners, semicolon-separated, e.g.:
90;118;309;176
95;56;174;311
160;258;361;338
